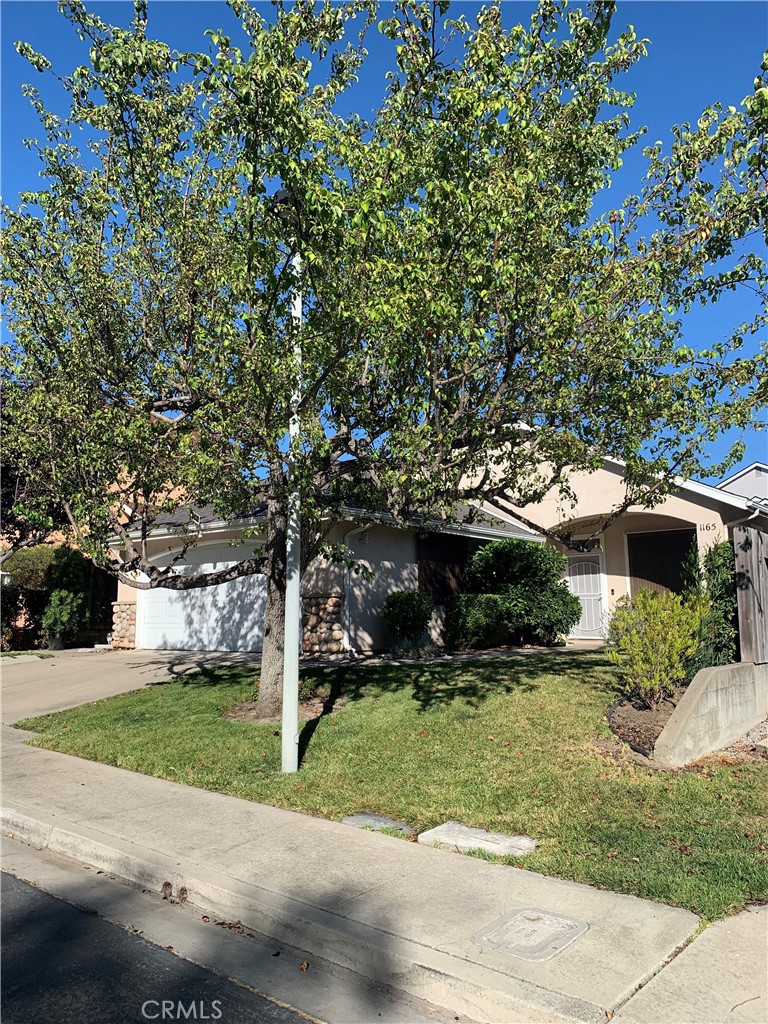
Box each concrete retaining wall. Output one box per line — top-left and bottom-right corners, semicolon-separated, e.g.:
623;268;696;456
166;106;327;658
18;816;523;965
654;662;768;768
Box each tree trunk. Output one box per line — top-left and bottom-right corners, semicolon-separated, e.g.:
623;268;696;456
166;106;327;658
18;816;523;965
252;505;287;719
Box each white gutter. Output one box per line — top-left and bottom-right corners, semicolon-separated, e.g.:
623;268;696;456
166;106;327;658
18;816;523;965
113;515;266;545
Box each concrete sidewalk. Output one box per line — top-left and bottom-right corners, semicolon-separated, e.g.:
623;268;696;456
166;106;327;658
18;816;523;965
613;905;767;1024
2;725;706;1024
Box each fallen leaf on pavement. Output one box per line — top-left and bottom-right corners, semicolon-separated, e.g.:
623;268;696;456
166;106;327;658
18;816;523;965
299;960;310;972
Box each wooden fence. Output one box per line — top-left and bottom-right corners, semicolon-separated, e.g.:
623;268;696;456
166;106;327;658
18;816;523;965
734;525;767;665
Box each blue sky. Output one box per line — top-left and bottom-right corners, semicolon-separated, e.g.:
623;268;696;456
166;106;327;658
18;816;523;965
2;0;766;478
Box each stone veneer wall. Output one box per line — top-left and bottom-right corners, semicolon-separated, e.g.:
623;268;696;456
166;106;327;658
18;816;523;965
303;594;344;655
112;601;136;650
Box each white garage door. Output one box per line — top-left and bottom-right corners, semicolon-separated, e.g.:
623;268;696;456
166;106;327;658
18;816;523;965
135;543;267;652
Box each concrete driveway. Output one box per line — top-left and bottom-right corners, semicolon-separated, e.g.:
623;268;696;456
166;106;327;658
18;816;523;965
0;649;261;725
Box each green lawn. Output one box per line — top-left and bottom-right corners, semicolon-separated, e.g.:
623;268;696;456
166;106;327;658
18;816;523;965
16;652;767;920
1;651;55;659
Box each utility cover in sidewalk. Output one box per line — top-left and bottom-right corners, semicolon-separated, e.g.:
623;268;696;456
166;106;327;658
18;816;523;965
341;812;415;835
473;907;588;961
417;820;537;856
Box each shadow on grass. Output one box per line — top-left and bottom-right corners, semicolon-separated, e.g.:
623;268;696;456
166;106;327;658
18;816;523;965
147;665;256;688
298;673;345;764
301;651;616;714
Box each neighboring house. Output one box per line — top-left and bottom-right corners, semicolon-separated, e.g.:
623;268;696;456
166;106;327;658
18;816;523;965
717;461;768;502
111;505;540;654
488;458;768;640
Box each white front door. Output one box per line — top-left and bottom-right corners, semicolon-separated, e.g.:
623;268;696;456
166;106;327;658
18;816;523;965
567;555;604;639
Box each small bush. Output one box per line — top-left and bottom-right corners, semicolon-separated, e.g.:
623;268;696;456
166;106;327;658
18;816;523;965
42;589;88;641
607;589;708;708
383;591;434;644
391;638;438;660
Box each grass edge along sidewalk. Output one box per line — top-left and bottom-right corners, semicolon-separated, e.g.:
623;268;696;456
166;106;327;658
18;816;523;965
15;651;768;921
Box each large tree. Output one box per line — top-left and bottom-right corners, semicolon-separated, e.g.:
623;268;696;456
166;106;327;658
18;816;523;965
3;0;766;713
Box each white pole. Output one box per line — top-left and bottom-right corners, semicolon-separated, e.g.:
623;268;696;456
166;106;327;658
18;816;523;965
281;252;302;774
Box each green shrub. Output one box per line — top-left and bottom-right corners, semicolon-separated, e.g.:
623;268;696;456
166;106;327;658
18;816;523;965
2;545;91;646
1;581;22;628
464;539;570;595
682;540;738;675
447;539;581;648
2;547;59;644
3;545;57;590
45;546;90;593
1;581;23;649
607;589;708;708
444;593;518;649
42;589;88;641
383;591;435;644
391;638;438;660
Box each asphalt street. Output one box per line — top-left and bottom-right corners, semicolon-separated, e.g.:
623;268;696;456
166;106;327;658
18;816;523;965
1;872;313;1024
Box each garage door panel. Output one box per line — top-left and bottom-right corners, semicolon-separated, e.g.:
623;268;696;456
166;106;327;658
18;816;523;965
136;561;266;652
151;542;262;569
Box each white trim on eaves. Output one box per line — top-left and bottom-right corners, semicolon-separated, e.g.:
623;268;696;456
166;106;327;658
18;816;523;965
116;508;539;547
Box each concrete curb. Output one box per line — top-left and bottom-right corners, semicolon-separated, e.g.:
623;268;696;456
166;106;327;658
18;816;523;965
2;803;603;1024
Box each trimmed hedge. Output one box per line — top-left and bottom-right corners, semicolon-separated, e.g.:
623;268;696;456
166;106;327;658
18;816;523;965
3;545;57;590
383;591;435;643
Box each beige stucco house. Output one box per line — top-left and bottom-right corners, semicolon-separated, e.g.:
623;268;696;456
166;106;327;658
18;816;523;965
489;458;768;639
112;458;768;653
111;506;539;653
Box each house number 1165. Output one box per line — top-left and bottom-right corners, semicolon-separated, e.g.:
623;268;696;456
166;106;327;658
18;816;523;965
698;523;718;532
